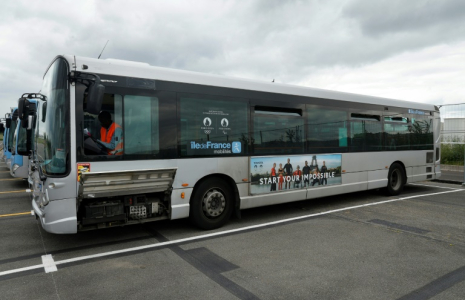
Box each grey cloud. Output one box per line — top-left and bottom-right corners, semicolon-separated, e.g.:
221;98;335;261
0;0;464;117
343;0;465;36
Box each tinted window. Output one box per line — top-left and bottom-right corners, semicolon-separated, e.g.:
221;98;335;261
253;108;304;155
179;94;248;157
124;95;159;155
350;120;382;152
83;93;123;156
17;124;28;154
384;114;410;150
8;119;16;152
307;106;348;153
410;115;433;150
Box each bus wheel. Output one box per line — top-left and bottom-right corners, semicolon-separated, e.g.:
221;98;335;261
387;163;404;196
190;179;233;230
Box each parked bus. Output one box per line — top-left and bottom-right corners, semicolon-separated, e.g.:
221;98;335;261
24;55;440;234
4;108;17;170
1;113;11;163
9;98;37;178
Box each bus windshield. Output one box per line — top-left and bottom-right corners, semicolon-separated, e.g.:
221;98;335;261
8;118;17;153
36;58;70;176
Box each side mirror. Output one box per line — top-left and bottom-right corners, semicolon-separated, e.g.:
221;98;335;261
86;82;105;115
27;115;34;130
42;102;47;122
6;119;11;128
17;97;28;121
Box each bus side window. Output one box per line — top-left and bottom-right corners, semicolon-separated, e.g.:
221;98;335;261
384;115;410;151
84;93;123;156
350;113;382;152
179;94;248;157
253;107;304;155
306;106;348;153
123;95;159;155
409;115;433;150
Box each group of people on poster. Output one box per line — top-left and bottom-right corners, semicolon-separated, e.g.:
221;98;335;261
269;158;328;191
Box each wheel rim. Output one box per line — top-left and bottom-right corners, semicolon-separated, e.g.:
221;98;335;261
390;169;402;190
202;188;226;218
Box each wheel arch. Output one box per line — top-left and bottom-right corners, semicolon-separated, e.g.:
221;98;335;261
390;160;407;184
189;173;240;209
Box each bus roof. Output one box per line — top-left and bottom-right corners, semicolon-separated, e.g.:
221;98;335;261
64;55;436;112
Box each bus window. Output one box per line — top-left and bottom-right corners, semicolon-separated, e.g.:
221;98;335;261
179;94;248;157
307;106;348;153
409;115;433;150
123;95;159;155
350;113;382;152
84;94;123;155
253;107;304;155
384;114;410;150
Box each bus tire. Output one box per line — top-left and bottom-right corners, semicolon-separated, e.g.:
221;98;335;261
386;163;404;196
190;178;233;230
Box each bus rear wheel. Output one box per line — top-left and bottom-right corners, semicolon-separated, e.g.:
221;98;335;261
386;163;405;196
190;178;233;230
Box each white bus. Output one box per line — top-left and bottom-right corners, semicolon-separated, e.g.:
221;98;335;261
24;55;440;234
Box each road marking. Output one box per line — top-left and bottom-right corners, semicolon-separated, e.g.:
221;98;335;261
41;255;57;273
0;190;28;194
0;188;463;278
0;212;33;218
0;178;23;181
410;183;461;189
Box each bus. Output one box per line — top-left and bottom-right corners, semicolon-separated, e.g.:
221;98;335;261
9;98;37;178
4;108;17;170
1;113;11;163
24;55;440;234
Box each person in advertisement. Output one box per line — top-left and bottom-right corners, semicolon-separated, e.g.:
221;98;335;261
293;165;302;188
278;163;284;190
284;158;293;189
302;160;311;187
320;161;328;185
311;167;321;186
270;163;277;191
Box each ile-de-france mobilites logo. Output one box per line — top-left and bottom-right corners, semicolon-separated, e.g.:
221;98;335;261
189;141;242;154
232;141;241;153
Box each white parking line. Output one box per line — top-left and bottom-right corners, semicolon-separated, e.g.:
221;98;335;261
41;255;57;273
0;188;463;278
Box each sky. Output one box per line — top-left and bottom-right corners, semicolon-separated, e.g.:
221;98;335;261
1;0;465;118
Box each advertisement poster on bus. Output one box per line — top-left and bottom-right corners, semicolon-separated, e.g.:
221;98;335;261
250;154;342;195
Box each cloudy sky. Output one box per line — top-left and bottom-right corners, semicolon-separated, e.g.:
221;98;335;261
1;0;465;118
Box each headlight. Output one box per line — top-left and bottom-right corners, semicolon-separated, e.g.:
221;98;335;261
13;164;20;172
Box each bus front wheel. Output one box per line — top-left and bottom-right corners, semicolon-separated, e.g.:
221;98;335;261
190;178;233;230
387;163;405;196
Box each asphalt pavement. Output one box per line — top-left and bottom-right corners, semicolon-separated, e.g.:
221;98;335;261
0;159;464;299
437;170;465;184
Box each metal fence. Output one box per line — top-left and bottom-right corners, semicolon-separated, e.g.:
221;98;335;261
440;104;465;173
